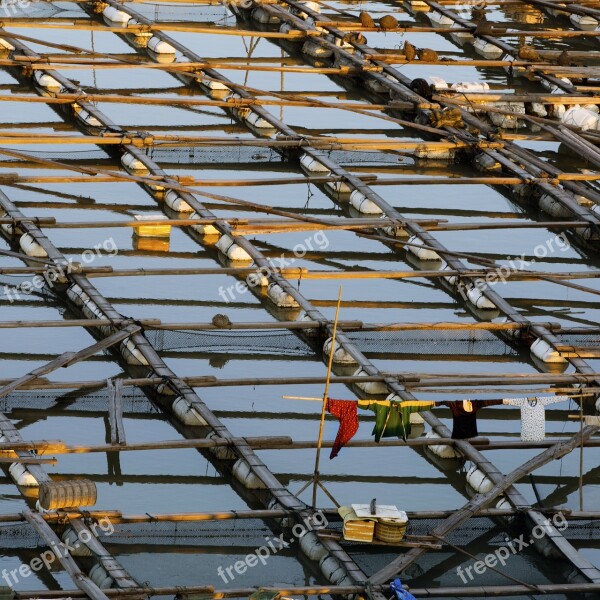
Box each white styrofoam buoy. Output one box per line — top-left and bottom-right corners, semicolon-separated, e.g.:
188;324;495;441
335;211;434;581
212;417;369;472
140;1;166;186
73;104;102;128
172;397;208;426
472;38;503;59
466;465;494;494
406;235;441;261
33;71;62;91
352;367;388;395
488;103;526;129
267;282;299;308
89;564;114;589
164;190;193;213
215;234;252;262
121;152;149;173
8;463;38;487
466;283;497;310
561;106;600;131
323;338;358;365
148;36;176;55
120;338;150;366
349;190;383;215
425;430;461;458
19;233;47;258
189;212;219;235
451;81;490;93
246;271;269;288
232;458;266;489
300;154;330;173
103;5;131;23
530;338;567;364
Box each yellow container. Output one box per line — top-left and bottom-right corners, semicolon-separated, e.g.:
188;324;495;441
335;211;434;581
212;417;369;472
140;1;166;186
133;214;171;238
375;517;408;543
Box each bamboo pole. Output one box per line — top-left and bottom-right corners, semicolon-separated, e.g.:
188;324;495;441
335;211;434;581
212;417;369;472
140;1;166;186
312;286;342;509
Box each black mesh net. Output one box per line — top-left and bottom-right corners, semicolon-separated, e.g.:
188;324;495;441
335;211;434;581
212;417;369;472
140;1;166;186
145;329;314;356
1;388;159;415
346;329;518;357
128;2;230;22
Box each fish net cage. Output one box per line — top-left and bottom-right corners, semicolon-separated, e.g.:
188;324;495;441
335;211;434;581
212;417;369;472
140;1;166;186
1;144;409;169
128;2;231;22
144;327;521;358
145;328;315;356
1;387;159;415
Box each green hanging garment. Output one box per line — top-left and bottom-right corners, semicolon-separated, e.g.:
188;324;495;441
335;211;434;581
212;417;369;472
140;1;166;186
358;399;435;441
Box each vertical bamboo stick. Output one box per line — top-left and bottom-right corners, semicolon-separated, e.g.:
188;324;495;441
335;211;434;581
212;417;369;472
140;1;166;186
312;286;342;509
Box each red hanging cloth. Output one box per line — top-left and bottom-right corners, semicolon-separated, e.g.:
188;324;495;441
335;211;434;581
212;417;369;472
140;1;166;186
326;398;359;459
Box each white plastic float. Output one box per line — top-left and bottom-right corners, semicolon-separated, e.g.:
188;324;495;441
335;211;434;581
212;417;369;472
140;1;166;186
164;190;193;213
189;212;219;235
19;233;47;258
425;430;461;459
33;71;62;91
300;154;330;173
8;463;38;487
172;397;208;426
148;36;176;55
405;235;441;261
466;282;497;310
352;367;389;395
215;234;252;262
466;465;494;493
570;14;598;31
89;564;114;589
323;337;358;365
73;104;102;128
349;190;383;215
103;5;131;23
121;152;149;173
120;338;150;366
232;458;266;489
267;282;299;307
530;338;566;364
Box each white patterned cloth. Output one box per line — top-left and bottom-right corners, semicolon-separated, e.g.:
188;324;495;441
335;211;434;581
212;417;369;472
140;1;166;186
503;396;569;441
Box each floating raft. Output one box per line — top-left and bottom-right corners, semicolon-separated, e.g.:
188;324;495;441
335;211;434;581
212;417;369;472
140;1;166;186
0;0;600;598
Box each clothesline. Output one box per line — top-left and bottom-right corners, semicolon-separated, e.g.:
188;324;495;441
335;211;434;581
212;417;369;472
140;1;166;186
325;396;575;459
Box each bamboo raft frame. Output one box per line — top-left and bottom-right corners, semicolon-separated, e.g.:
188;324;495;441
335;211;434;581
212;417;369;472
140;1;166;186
0;0;600;598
